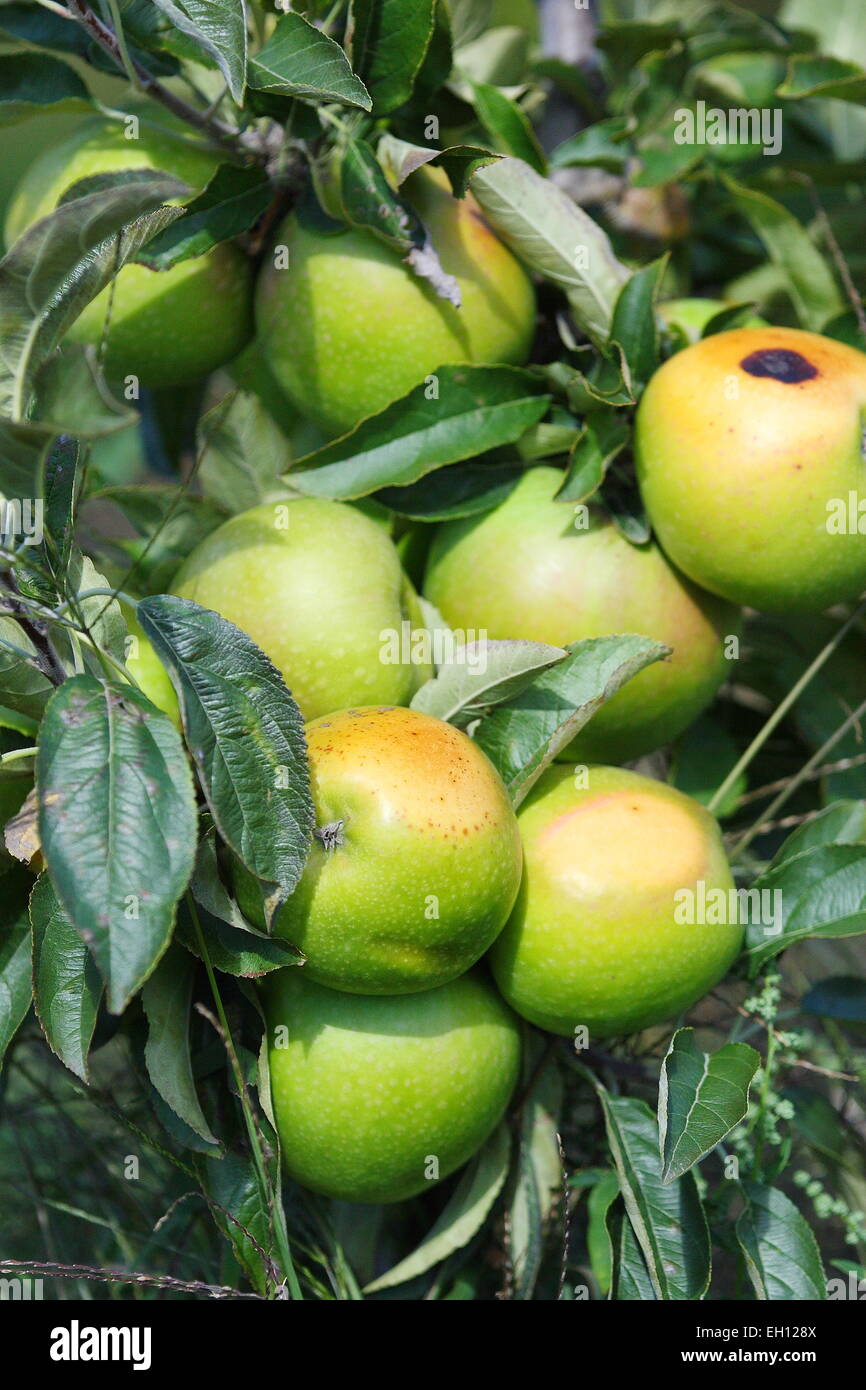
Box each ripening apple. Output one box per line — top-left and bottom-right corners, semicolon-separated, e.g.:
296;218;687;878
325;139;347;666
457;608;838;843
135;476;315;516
490;764;742;1038
635;326;866;611
255;167;536;436
5;118;253;388
264;968;521;1203
236;704;523;994
172;499;432;719
424;466;739;763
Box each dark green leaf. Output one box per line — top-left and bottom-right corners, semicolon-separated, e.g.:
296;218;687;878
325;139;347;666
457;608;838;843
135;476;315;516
37;675;198;1012
658;1029;760;1183
556;411;631;504
152;0;247;103
802;975;866;1026
142;943;220;1146
136;164;272;270
288;365;550;499
30;872;102;1082
736;1182;826;1300
468;82;546;174
248;10;372;109
137;596;313;907
349;0;436;114
196;390;290;514
746;840;866;975
0;52;92;126
196;1150;283;1296
377;458;522;520
0;867;33;1067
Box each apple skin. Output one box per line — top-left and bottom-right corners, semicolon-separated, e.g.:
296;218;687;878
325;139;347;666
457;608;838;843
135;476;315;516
490;764;741;1039
237;704;523;993
255;169;536;437
172;499;433;720
264;968;521;1203
635;327;866;612
424;466;739;763
5;119;253;388
124;613;180;728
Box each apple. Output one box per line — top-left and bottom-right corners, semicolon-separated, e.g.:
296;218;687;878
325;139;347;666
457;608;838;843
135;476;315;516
635;326;866;611
423;466;739;763
490;764;742;1038
255;168;536;436
236;704;523;993
124;612;180;727
5;118;253;388
172;499;432;720
264;968;521;1203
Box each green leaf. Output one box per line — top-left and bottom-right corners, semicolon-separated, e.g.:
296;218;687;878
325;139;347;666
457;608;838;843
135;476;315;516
468;82;546;174
179;831;302;976
0;52;92;126
549;117;631;172
37;676;198;1012
136;596;314;907
0;867;33;1068
588;1080;711;1301
411;639;567;723
0;618;54;723
0;173;184;421
288;365;550;499
610;256;667;393
30;873;102;1082
152;0;247;103
248;10;372;109
136;165;272;270
95;484;226;595
377;459;522;520
196;1149;283;1296
506;1049;563;1299
587;1171;620;1297
746;840;866;975
779;55;866;105
736;1181;826;1300
349;0;437;114
723;175;844;331
658;1029;760;1183
196;391;290;514
556;410;631;504
473;635;667;807
613;1203;659;1301
142;943;220;1147
470;157;630;347
364;1123;510;1292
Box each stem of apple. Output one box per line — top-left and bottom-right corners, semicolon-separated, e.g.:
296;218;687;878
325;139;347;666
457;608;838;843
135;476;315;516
707;595;866;818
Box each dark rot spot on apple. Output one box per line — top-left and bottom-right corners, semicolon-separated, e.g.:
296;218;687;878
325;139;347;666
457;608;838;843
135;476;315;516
740;348;818;383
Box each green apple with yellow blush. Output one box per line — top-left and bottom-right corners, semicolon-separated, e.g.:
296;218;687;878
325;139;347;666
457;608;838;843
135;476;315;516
236;704;523;994
490;764;742;1038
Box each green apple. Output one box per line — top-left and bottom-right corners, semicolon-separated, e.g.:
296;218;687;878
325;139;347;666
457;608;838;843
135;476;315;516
424;466;739;763
264;968;521;1203
658;297;767;345
172;499;432;719
6;118;253;388
236;704;523;993
123;612;180;728
490;764;742;1038
255;168;536;436
636;326;866;611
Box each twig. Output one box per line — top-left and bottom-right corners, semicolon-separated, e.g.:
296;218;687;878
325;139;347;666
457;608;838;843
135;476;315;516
66;0;250;159
736;750;866;807
0;1258;262;1299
